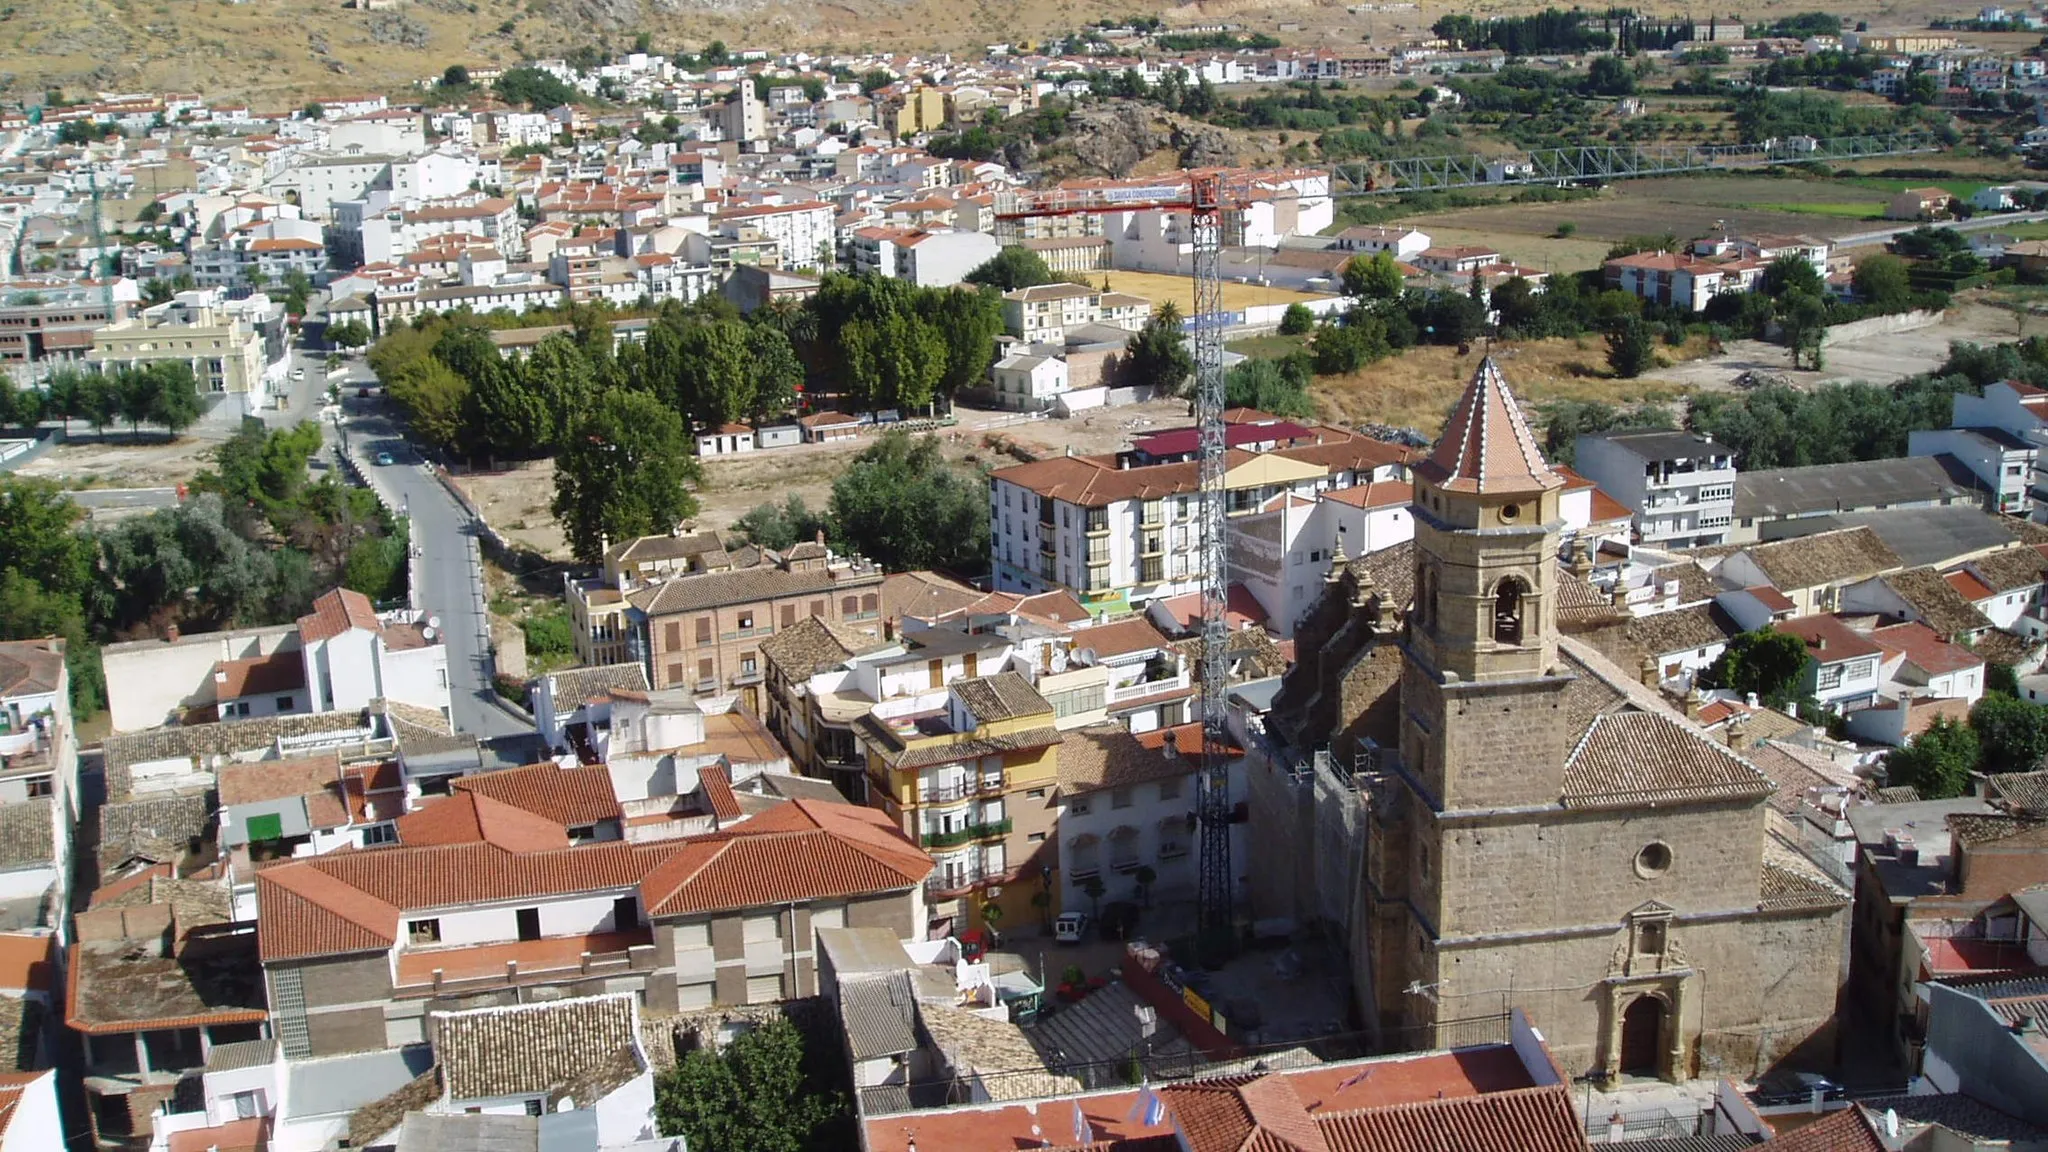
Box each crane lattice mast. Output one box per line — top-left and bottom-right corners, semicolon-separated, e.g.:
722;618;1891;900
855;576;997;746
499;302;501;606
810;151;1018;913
995;171;1241;934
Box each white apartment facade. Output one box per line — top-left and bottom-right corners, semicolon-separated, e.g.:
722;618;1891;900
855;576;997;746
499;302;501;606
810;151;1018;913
999;284;1151;343
1574;430;1738;548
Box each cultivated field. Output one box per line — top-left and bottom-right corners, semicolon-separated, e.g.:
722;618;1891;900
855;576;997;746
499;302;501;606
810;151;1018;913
1097;270;1336;313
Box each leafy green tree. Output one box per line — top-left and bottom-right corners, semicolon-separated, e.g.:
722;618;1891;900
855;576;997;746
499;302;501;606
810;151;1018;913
194;421;326;532
1852;254;1913;310
1120;315;1194;393
1342;250;1406;302
1538;399;1671;467
1988;662;2021;698
1225;358;1314;418
928;288;1004;399
441;64;471;88
387;357;470;454
827;431;987;572
1760;254;1824;299
41;369;87;434
1701;628;1811;705
114;369;161;439
552;390;701;564
1585;54;1636;96
746;326;804;419
495;67;579;111
1970;692;2048;773
88;494;277;635
1277;303;1315;335
1777;290;1828;370
734;494;830;551
965;246;1057;291
1605;317;1657;378
1884;716;1978;799
145;363;202;437
842;313;946;411
654;1017;841;1152
1312;317;1388;375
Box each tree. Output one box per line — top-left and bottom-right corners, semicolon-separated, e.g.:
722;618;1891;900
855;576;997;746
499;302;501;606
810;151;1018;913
1342;250;1405;302
1133;864;1157;910
41;369;86;435
1884;716;1978;799
1970;692;2048;773
653;1017;841;1152
928;288;1004;400
965;246;1057;291
552;390;702;564
1852;254;1913;310
1586;54;1636;96
1079;874;1106;919
827;430;988;573
1760;254;1824;299
441;64;471;88
145;363;203;437
114;368;161;439
1605;317;1657;378
327;319;372;349
841;314;946;411
1777;290;1828;370
1120;315;1194;393
1701;628;1811;706
300;101;324;120
1989;662;2021;698
386;357;470;453
747;326;803;419
1277;303;1315;335
1312;317;1388;375
495;67;579;111
1225;357;1315;418
733;494;829;551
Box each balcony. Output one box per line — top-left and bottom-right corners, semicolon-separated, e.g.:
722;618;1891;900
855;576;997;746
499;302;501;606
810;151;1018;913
925;866;990;897
922;776;1005;803
1039;537;1057;557
921;818;1012;849
730;668;765;687
1109;673;1189;704
395;927;655;995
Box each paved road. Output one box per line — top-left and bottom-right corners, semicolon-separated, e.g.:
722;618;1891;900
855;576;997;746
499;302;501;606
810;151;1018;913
1831;210;2048;250
330;396;532;743
69;487;180;511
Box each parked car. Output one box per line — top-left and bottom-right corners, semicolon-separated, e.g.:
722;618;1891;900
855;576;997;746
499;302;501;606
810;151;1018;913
1753;1072;1845;1106
1054;912;1091;943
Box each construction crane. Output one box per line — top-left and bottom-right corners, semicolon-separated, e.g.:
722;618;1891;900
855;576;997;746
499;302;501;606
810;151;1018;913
995;170;1263;940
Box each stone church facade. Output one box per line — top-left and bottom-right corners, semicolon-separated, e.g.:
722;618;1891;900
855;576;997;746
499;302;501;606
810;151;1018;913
1264;360;1849;1082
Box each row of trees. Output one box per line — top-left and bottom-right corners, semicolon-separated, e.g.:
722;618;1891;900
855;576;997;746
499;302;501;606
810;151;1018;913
0;365;205;440
0;421;409;715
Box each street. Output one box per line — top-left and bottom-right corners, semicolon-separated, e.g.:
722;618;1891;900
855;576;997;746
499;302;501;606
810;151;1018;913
322;362;533;744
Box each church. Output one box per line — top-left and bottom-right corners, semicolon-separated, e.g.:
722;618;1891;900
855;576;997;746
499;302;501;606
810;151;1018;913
1260;359;1849;1082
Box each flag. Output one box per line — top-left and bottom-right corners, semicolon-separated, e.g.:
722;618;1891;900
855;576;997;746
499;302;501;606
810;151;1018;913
1124;1087;1167;1127
1336;1066;1375;1092
1072;1099;1091;1144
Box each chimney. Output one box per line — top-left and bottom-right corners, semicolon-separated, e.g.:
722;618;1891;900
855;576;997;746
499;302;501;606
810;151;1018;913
1685;690;1703;721
1639;655;1660;688
1609;581;1628;609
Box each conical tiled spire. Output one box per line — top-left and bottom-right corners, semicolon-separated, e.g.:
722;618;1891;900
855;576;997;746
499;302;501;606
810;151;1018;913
1416;357;1561;495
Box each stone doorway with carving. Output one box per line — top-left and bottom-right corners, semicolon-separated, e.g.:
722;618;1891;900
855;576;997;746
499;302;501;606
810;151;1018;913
1619;993;1666;1078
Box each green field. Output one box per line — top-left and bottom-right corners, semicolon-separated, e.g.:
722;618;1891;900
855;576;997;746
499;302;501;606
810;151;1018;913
1741;201;1884;219
1842;178;1994;200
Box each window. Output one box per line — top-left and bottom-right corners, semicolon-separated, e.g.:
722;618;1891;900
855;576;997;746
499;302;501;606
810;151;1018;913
1111;787;1133;809
743;912;780;942
810;599;825;617
1157;777;1181;801
737;611;754;630
695;616;713;644
274;695;295;711
1026;787;1047;799
1635;841;1673;878
229;1090;262;1119
1493;577;1527;645
361;822;397;846
23;777;51;799
742;653;759;674
665;621;683;650
1069;797;1092;816
516;908;541;941
862;593;878;614
842;595;858;614
408;918;442;944
747;974;783;1004
1029;831;1046;842
677;981;715;1010
1817;663;1844;690
666;663;684;686
674;921;711;950
781;604;796;628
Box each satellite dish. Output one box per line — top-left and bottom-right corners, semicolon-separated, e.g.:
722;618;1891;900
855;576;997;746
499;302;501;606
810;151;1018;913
427;615;441;630
422;627;437;642
1075;647;1097;666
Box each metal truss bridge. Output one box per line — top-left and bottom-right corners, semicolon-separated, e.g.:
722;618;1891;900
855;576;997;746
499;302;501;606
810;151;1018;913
1324;131;1941;196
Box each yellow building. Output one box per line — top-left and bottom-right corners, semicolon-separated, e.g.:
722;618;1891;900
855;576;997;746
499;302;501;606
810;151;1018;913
890;88;948;140
856;671;1063;933
87;300;269;399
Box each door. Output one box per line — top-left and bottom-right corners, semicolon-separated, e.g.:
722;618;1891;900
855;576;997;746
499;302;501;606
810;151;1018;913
1619;995;1664;1077
516;907;541;942
612;896;639;931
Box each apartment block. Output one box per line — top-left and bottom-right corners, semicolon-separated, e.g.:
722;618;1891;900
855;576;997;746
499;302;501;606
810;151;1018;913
999;283;1150;343
1574;429;1738;548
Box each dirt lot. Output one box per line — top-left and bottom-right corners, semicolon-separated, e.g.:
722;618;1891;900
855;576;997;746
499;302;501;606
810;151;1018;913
1312;335;1709;434
1644;300;2026;392
13;433;217;490
1098;270;1337;312
461;399;1199;558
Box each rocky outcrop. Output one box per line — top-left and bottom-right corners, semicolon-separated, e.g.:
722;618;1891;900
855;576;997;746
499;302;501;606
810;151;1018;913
1174;121;1237;168
1069;103;1160;178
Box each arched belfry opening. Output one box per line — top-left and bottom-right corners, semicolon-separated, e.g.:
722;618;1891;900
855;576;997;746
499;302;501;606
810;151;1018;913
1493;576;1527;645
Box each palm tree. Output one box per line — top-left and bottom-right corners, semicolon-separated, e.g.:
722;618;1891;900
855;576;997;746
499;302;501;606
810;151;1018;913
757;296;816;343
1154;299;1183;327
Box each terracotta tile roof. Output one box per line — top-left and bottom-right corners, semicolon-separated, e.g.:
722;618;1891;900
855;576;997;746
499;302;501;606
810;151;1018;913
1754;1106;1886;1152
760;615;889;679
1945;568;1997;603
1972;629;2042;667
433;993;642;1103
0;799;53;871
1882;567;1995;637
0;640;64;698
1415;358;1561;496
1059;722;1203;797
1316;1084;1588;1152
1622;603;1741;658
1561;711;1774;808
545;662;649;708
697;763;741;821
1990;769;2048;816
398;790;572;852
1745;528;1900;591
296;587;384;643
639;799;930;916
1948;812;2048;847
1774;614;1883;663
257;864;401;959
0;936;53;996
1746;742;1851;814
625;563;879;617
951;672;1054;724
347;1067;438;1149
856;717;1064;769
1164;1074;1331;1152
452;763;623;828
66;937;268;1035
1966;545;2048;594
992;453;1200;508
213;650;307;699
1069;618;1174;659
1873;621;1982;676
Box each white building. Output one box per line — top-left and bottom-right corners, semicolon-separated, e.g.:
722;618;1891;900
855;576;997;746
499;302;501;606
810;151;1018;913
101;588;450;734
988;352;1067;412
999;283;1150;343
846;226;1000;287
717;200;835;270
1056;723;1247;916
1574;430;1738;548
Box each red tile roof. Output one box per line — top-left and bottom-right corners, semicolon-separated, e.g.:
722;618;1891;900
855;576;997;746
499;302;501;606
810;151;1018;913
296;587;384;643
1317;1084;1586;1152
0;1072;46;1143
0;935;53;994
1873;620;1983;677
1945;569;1997;603
1743;586;1797;612
1320;480;1411;511
697;763;741;822
452;764;623;829
1755;1107;1887;1152
256;799;926;961
1775;614;1883;663
1164;1075;1330;1152
398;790;571;852
1068;617;1173;659
1417;358;1561;496
215;651;306;700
